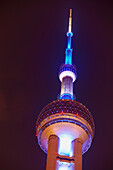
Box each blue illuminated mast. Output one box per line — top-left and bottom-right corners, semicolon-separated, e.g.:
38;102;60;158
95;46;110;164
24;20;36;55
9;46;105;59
65;9;73;65
59;9;77;100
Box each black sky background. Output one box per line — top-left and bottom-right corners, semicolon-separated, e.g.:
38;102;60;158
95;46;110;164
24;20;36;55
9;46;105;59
0;0;113;169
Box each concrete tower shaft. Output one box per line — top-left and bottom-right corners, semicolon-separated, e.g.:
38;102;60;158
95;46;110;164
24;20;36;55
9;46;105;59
61;76;73;97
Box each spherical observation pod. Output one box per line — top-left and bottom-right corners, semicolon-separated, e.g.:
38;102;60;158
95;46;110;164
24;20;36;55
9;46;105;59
36;99;95;155
59;64;77;82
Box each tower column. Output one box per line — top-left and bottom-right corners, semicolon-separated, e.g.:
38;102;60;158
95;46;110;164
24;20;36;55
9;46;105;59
60;76;73;99
46;135;59;170
72;138;82;170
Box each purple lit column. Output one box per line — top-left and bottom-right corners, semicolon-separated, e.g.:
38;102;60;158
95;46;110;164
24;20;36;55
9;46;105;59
60;76;73;98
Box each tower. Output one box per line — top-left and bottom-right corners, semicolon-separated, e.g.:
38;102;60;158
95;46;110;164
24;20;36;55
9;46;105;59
36;9;95;170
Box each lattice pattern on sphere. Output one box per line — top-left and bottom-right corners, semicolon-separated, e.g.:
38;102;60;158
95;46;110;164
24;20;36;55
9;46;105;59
36;99;95;133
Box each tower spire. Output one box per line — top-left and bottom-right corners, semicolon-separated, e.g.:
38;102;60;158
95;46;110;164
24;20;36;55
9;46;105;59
65;9;73;65
68;9;72;33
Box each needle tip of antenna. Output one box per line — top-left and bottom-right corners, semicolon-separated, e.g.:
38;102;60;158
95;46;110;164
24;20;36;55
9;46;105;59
68;9;72;33
70;9;72;17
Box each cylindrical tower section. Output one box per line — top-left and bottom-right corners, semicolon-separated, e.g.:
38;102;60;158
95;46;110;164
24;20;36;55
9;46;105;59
46;135;59;170
72;138;82;170
60;76;73;99
59;64;77;100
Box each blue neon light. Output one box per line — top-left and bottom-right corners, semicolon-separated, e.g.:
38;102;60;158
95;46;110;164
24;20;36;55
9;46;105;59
67;32;73;37
65;32;73;65
67;35;71;49
65;49;72;65
60;93;73;100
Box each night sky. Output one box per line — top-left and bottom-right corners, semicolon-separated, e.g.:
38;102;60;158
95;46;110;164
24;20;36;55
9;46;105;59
0;0;113;170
